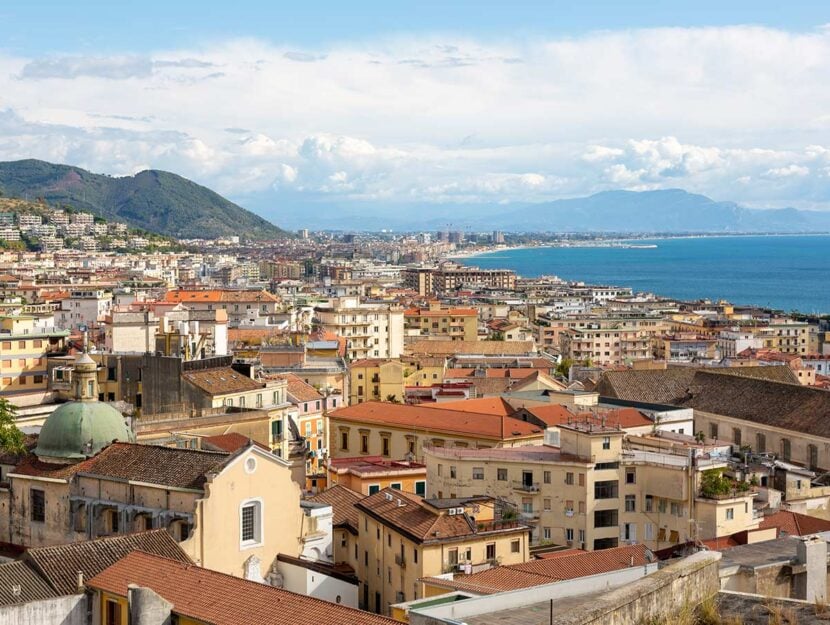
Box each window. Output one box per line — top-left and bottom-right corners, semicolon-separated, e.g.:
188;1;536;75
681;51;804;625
485;543;496;560
105;599;122;625
565;472;574;485
709;423;719;440
450;466;457;479
368;484;380;495
543;470;551;484
240;500;263;547
448;548;458;566
623;523;636;542
543;498;551;511
390;482;402;490
340;431;349;451
593;509;618;528
625;495;636;512
644;523;655;541
602;436;611;450
732;428;742;446
594;480;618;499
625;468;636;484
31;489;45;522
565;528;574;541
645;495;654;513
756;433;766;453
414;548;419;564
361;434;369;454
780;438;791;461
437;464;443;477
511;539;520;553
110;510;120;533
381;437;390;457
415;481;426;496
544;527;552;540
658;498;667;514
670;502;681;517
595;461;619;470
497;468;508;481
809;444;819;471
472;467;484;480
578;501;586;514
725;507;734;521
579;473;585;487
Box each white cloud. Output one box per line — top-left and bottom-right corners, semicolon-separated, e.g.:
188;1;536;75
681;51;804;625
2;26;830;212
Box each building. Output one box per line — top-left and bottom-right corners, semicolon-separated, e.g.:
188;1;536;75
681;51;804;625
557;316;669;365
355;489;530;615
425;417;757;550
327;456;427;496
161;289;283;327
56;289;113;331
0;315;69;405
328;401;547;463
315;297;404;361
404;304;478;342
401;264;516;296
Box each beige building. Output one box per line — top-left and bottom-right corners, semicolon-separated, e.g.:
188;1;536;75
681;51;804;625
425;421;758;551
401;264;516;296
355;489;530;615
0;315;69;405
315;297;404;361
404;304;478;342
553;315;669;365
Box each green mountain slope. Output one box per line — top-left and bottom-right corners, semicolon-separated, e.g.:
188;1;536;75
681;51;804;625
0;159;286;240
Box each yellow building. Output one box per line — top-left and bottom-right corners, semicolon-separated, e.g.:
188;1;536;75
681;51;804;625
0;315;68;405
327;456;427;496
328;401;545;463
349;357;447;405
355;489;530;615
404;304;478;342
425;423;758;551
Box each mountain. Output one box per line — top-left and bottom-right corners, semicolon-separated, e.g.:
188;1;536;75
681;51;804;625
501;189;830;233
244;187;830;233
0;159;286;240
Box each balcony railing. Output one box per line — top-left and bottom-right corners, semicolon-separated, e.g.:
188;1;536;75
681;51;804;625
513;480;541;493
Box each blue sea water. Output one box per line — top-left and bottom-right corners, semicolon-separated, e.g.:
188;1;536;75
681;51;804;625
457;235;830;314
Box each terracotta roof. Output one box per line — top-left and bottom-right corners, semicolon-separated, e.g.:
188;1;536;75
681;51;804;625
201;433;268;453
759;511;830;537
329;402;544;441
0;561;58;606
281;372;324;403
182;366;264;396
164;289;280;304
405;307;477;317
408;340;536;357
25;530;191;595
423;544;653;594
13;443;230;490
87;552;395;625
425;397;516;416
356;488;528;545
308;485;364;532
523;406;652;430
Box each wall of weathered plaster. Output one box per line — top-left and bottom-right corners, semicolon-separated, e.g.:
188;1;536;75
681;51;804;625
0;594;86;625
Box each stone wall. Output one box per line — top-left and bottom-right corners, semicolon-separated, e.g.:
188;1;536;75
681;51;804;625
551;551;721;625
0;594;86;625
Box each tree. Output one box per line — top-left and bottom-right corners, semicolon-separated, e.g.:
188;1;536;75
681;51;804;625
699;469;733;498
555;358;574;378
0;398;25;454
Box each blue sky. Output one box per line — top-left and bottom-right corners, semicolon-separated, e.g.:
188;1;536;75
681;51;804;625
2;2;830;224
3;1;828;55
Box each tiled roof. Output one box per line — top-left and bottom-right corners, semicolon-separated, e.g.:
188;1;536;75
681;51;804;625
0;561;59;606
201;433;268;453
329;402;544;441
425;397;516;416
87;552;396;625
13;443;230;490
164;289;280;304
308;485;364;532
422;544;652;594
759;511;830;537
408;340;536;356
597;366;800;403
25;529;191;595
356;488;527;545
282;372;324;403
183;366;264;396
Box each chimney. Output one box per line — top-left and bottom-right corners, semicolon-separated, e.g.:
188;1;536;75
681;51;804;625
76;570;84;593
128;585;174;625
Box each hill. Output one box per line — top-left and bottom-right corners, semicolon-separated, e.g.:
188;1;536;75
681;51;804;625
0;159;286;240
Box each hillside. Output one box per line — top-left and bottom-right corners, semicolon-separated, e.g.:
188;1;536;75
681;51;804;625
0;159;286;240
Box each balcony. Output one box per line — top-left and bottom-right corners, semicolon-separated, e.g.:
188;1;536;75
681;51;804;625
394;553;406;568
513;480;541;493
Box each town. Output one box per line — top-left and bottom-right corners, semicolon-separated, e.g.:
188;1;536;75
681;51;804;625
0;204;828;624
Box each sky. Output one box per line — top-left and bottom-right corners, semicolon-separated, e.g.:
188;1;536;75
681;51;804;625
2;1;830;223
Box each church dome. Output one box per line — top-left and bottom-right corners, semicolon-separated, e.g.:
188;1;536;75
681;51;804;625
34;351;135;462
34;401;135;461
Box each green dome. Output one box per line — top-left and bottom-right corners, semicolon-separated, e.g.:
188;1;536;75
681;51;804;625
35;401;135;461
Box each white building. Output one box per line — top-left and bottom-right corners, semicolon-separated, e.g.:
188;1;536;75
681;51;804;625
315;297;404;360
56;289;113;331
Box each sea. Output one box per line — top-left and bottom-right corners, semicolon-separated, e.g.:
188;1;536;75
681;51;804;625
454;235;830;314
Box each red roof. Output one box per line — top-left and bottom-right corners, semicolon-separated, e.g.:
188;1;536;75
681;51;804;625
759;511;830;537
87;552;395;625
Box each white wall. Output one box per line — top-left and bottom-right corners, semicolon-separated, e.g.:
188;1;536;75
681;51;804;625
277;560;359;609
0;595;86;625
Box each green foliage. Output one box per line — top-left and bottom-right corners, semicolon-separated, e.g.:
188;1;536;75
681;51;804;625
555;357;573;377
0;398;26;455
699;469;733;498
0;159;287;240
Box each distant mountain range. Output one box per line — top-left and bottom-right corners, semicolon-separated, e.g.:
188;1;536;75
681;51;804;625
244;188;830;233
0;159;286;240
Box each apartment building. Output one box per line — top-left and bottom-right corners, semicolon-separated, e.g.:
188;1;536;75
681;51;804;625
327;401;546;463
315;297;404;361
404;304;478;342
104;306;229;356
56;289;113;331
759;320;811;355
0;315;69;404
425;422;757;551
327;456;427;496
355;489;530;615
161;289;283;327
402;264;516;296
556;315;669;365
348;357;447;404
